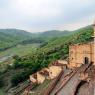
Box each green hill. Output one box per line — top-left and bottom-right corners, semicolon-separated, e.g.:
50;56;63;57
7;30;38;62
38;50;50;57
39;26;93;54
0;29;73;51
0;25;93;93
0;29;34;51
39;30;72;40
9;25;93;86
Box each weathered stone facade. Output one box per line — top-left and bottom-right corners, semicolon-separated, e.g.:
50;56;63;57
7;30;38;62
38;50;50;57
69;43;94;68
69;22;95;68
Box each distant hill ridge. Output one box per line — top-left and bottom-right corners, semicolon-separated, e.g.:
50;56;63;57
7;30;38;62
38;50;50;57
39;30;71;38
0;25;92;51
0;29;72;51
0;29;33;51
0;25;93;89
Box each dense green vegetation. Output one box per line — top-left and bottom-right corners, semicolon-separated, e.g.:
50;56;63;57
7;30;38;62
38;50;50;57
0;25;93;94
0;77;4;88
11;70;32;86
0;29;33;51
11;26;93;86
38;30;72;40
0;44;39;57
0;29;72;51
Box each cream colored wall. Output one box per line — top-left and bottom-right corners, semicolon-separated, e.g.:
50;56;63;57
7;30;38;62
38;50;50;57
30;75;37;83
69;45;77;67
37;73;45;84
48;66;62;79
69;43;94;68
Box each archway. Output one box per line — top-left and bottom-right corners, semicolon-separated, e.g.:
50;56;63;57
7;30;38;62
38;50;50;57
74;81;88;95
84;57;89;64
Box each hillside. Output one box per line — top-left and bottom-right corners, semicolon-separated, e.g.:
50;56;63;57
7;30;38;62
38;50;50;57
9;25;93;86
0;25;93;95
0;29;34;51
39;26;93;54
0;29;72;51
38;30;72;40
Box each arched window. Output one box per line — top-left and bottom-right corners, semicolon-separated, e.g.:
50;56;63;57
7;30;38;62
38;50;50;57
84;57;89;64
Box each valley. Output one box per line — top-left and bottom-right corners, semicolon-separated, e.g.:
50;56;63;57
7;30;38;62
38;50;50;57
0;43;40;59
0;0;94;94
0;25;93;95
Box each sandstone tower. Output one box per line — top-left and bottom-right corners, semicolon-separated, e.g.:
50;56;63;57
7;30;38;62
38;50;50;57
69;21;95;68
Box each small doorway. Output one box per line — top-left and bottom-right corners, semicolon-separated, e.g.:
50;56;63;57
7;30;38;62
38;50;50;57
84;57;89;64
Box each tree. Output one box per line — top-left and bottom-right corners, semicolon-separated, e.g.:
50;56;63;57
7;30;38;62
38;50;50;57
0;77;4;88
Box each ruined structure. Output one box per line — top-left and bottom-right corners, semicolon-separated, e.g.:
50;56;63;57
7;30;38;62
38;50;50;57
69;43;94;68
30;72;45;84
69;23;95;68
30;66;62;84
24;22;95;95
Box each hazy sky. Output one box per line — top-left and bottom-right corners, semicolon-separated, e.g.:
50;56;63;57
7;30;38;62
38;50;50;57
0;0;95;32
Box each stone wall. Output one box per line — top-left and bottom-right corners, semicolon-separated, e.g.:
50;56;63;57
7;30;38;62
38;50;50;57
69;43;94;68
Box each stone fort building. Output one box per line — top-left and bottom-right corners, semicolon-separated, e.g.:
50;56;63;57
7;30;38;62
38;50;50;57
69;23;95;68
